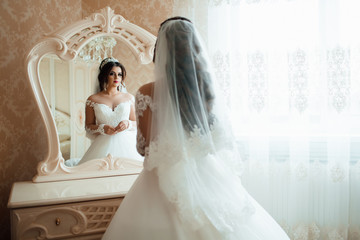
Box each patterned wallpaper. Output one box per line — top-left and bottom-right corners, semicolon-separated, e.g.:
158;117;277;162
0;0;173;238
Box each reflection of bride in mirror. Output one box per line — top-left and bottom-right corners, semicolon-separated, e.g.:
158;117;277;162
65;58;143;166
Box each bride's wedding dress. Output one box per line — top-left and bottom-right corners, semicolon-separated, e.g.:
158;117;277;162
102;92;290;240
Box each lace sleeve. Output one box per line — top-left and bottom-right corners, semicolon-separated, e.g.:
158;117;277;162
136;131;146;156
86;99;95;108
135;91;154;155
85;99;106;136
135;91;154;117
85;124;105;135
125;95;136;131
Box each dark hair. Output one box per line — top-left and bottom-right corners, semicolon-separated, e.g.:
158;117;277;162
153;17;192;63
160;16;192;27
159;17;216;132
98;58;127;91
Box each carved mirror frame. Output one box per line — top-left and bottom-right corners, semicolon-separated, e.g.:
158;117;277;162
27;7;156;182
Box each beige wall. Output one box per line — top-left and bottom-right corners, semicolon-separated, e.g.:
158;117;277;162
0;0;173;238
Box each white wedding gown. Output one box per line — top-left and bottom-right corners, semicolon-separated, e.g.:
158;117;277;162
66;99;143;166
102;92;290;240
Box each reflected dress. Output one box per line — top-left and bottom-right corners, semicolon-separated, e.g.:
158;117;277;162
78;98;143;164
101;91;290;240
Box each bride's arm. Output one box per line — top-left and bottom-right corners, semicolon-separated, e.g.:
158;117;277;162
135;87;153;156
85;99;116;135
114;94;136;132
128;95;136;130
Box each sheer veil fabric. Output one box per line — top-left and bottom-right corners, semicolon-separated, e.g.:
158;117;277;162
146;20;256;235
102;19;290;240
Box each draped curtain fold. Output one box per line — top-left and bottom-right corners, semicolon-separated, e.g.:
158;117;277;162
173;0;360;239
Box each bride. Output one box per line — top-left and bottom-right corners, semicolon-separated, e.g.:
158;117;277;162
70;58;143;166
102;18;290;239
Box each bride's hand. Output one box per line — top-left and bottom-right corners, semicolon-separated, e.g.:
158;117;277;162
104;125;117;135
115;120;129;132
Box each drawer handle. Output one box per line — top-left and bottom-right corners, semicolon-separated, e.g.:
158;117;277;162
55;217;61;226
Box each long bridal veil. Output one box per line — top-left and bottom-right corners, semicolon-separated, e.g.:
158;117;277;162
146;19;255;237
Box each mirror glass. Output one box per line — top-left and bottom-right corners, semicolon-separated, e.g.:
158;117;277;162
39;37;154;166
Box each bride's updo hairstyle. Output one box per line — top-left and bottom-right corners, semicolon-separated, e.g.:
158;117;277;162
153;17;192;63
98;58;127;91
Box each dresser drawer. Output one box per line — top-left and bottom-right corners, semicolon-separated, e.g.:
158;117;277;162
11;198;123;240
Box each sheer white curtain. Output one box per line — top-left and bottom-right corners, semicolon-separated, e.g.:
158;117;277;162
174;0;360;239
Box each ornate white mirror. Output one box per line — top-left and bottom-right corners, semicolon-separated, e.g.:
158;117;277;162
27;7;156;182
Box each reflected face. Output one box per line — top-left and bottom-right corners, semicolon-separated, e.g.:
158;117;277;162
107;66;123;88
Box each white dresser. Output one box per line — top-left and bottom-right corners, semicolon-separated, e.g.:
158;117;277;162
8;175;138;240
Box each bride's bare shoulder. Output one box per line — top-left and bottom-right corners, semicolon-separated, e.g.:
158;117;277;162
138;82;154;96
87;92;103;102
121;92;134;101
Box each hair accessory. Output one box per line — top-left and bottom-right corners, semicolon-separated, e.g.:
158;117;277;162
100;57;119;70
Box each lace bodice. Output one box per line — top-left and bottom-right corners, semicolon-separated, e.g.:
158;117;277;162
135;91;155;155
86;98;134;127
